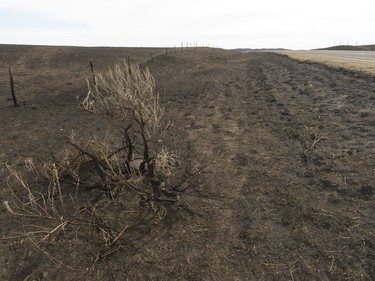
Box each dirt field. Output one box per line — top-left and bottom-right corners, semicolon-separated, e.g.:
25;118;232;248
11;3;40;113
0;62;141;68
0;45;374;280
280;50;375;75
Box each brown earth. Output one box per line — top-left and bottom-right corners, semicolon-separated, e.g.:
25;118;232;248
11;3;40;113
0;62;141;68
0;45;374;280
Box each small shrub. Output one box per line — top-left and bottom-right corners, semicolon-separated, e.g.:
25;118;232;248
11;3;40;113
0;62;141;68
3;60;184;270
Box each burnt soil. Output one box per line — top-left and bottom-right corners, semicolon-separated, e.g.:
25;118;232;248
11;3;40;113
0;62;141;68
0;45;374;280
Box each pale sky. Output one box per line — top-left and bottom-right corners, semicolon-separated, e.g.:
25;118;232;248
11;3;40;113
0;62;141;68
0;0;374;50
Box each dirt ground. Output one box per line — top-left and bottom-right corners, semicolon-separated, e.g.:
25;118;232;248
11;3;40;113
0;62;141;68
0;45;374;280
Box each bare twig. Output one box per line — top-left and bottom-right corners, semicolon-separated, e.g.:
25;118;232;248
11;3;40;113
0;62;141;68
172;158;215;192
67;140;107;183
307;134;326;150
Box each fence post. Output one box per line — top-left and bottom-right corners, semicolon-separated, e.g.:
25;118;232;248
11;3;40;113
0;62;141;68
127;55;131;75
90;60;96;85
8;67;18;107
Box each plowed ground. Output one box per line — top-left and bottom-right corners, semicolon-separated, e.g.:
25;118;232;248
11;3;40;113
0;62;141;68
0;46;374;280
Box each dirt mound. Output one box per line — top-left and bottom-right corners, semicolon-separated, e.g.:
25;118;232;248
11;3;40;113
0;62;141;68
0;45;374;280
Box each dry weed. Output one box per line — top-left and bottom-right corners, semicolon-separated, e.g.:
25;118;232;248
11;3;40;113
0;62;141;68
2;59;193;272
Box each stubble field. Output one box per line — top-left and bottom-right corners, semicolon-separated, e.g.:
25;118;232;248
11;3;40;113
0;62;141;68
280;50;375;75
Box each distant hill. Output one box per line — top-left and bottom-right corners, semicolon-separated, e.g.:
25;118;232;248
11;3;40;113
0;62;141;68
231;48;290;53
318;44;375;51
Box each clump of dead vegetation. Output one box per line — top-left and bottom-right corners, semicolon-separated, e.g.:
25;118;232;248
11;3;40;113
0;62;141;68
2;60;195;270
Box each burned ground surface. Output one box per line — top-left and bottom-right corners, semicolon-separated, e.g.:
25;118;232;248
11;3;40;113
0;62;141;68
0;45;374;280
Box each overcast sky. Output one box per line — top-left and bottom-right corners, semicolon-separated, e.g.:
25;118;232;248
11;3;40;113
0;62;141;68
0;0;374;50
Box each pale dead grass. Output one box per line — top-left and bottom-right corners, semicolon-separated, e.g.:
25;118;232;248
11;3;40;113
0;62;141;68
277;50;375;75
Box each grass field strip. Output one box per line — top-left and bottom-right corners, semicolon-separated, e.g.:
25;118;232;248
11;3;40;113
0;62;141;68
278;50;375;74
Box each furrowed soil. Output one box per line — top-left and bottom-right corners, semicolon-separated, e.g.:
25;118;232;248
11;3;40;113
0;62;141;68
0;45;374;280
